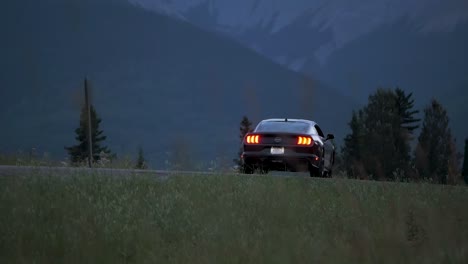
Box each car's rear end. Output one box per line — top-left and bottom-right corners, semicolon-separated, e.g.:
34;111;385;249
240;120;322;173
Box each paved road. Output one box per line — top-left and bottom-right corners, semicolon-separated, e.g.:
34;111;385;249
0;165;220;178
0;165;312;179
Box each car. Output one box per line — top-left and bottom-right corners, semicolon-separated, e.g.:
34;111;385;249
240;118;335;177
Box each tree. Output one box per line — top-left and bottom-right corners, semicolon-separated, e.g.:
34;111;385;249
65;104;111;165
395;87;420;135
363;88;403;180
394;88;420;180
239;116;253;141
135;146;148;169
415;99;457;184
462;139;468;184
233;116;253;169
447;139;461;185
342;87;418;181
341;110;366;178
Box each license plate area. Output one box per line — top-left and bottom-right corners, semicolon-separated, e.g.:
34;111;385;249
270;147;284;155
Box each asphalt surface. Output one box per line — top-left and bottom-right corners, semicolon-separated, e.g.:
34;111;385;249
0;165;310;178
0;165;219;178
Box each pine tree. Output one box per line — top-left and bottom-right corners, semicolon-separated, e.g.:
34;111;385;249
363;88;405;180
135;146;147;169
239;116;253;141
341;110;366;178
395;87;420;135
65;104;111;165
342;88;417;181
415;99;457;184
447;139;461;185
394;88;420;180
462;139;468;184
233;116;253;168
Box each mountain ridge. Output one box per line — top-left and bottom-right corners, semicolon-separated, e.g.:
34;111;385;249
0;0;357;167
135;1;468;149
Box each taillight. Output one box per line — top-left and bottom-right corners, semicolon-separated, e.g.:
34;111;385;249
297;136;312;145
246;135;260;144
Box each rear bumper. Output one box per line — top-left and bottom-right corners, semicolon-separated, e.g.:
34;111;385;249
241;151;321;171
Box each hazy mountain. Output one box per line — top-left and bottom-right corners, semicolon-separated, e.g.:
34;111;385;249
134;0;468;67
0;0;357;167
133;0;468;148
304;18;468;146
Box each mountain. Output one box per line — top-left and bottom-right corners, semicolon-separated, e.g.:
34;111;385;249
134;0;468;68
0;0;357;168
304;19;468;146
133;0;468;149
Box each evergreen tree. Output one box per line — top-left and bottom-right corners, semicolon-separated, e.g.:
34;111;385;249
342;88;416;180
65;104;111;165
394;88;420;180
341;110;366;178
395;87;420;135
447;139;461;185
239;116;253;141
135;146;148;169
462;139;468;184
233;116;253;168
363;88;402;180
415;99;457;184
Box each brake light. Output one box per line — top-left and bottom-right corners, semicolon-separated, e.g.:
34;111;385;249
297;136;312;145
246;135;260;144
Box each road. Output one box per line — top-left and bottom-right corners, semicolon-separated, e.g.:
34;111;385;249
0;165;219;178
0;165;309;178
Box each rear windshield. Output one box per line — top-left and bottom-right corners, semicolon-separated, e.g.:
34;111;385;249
255;121;310;133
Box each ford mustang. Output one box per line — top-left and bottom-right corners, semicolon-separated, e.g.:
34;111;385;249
240;118;335;177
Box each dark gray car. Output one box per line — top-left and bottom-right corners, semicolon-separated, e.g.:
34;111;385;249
240;118;335;177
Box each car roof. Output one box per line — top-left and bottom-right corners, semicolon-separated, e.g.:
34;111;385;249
259;118;318;126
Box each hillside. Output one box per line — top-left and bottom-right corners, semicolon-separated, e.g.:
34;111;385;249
0;0;357;167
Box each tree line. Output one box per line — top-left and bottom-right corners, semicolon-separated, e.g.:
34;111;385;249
65;78;468;183
340;87;463;184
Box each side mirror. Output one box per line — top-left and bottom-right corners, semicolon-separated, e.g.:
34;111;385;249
326;134;335;140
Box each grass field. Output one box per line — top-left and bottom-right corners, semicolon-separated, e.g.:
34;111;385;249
1;171;467;263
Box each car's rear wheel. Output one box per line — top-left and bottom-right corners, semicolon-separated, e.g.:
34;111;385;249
309;164;323;177
322;169;332;178
309;156;329;178
258;165;269;174
242;163;255;174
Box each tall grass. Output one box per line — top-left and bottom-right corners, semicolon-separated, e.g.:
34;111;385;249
1;172;467;263
0;151;63;167
0;151;147;170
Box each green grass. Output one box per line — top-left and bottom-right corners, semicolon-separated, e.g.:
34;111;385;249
1;172;467;263
0;152;62;167
0;152;149;170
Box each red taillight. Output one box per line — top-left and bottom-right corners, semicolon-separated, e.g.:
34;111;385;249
297;136;312;145
246;135;260;144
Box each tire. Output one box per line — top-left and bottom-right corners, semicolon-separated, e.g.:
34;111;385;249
309;156;328;177
309;164;323;177
323;169;332;178
242;163;255;174
258;165;269;174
